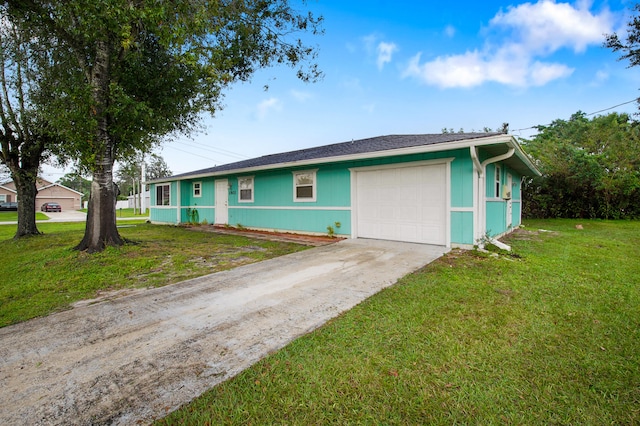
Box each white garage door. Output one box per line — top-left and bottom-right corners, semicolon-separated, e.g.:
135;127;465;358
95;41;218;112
355;163;447;245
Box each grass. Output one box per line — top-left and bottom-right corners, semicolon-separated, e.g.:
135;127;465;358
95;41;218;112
156;219;640;425
0;222;307;327
0;211;49;222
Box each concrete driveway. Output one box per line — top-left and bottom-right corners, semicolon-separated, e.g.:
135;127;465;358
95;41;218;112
39;209;87;222
0;238;447;425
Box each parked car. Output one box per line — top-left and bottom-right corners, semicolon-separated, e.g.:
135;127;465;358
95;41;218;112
0;202;18;211
41;202;62;212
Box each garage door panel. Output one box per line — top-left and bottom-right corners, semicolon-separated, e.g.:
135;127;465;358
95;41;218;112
356;163;447;245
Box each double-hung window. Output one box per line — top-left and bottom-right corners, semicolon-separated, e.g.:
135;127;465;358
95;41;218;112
293;170;317;202
156;184;170;206
495;165;501;198
193;181;202;198
238;176;254;203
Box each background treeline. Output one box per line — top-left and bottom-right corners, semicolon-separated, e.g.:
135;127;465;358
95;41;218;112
522;111;640;219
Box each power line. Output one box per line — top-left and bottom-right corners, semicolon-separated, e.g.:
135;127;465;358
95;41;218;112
585;98;639;116
164;145;223;164
513;97;640;134
172;140;250;160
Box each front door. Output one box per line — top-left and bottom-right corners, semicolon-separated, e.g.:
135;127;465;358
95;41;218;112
215;179;228;225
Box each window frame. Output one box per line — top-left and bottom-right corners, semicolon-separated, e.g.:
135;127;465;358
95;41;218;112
0;194;6;203
238;176;254;203
292;169;317;202
494;165;501;198
193;181;202;198
155;184;171;206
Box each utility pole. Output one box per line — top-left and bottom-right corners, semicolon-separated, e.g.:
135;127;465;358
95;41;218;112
141;159;146;214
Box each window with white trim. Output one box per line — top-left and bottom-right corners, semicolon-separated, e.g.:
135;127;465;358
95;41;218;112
293;170;317;202
0;194;5;203
193;181;202;198
238;176;254;203
495;165;501;197
156;184;170;206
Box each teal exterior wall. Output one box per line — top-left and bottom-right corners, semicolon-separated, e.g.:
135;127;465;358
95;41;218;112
230;208;351;235
150;207;178;223
149;147;526;245
149;181;178;223
484;163;523;237
450;153;474;208
451;211;474;245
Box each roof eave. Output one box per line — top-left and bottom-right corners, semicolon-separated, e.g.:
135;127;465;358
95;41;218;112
150;134;526;182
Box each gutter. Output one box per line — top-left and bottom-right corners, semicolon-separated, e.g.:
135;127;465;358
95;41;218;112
471;140;516;250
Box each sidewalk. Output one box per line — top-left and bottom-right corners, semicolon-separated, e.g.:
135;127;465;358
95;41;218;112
0;210;148;225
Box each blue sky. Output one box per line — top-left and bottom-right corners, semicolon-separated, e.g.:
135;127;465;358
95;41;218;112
44;0;640;179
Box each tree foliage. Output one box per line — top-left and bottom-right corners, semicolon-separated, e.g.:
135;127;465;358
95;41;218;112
58;172;91;203
522;112;640;219
605;3;640;69
4;0;322;252
116;153;171;199
0;5;61;237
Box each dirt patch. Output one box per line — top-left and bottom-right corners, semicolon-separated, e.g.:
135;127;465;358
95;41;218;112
503;227;559;242
187;224;343;246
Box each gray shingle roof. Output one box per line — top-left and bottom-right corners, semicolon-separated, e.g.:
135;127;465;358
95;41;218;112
165;133;504;180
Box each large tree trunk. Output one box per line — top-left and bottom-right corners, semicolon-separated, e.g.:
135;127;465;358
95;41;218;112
74;39;123;252
75;163;123;253
12;170;40;238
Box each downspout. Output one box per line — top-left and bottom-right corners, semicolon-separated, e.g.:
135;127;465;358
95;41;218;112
470;143;515;249
176;180;181;224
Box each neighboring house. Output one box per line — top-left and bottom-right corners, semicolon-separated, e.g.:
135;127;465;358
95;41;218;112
148;133;540;248
0;184;17;204
0;178;83;211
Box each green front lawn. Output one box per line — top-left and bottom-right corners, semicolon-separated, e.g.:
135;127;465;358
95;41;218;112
0;211;49;222
157;219;640;425
0;222;306;327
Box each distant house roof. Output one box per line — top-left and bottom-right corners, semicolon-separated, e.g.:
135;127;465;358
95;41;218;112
0;178;84;196
154;133;539;182
0;184;17;194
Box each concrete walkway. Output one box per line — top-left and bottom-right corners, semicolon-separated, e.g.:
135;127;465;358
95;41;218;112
0;209;146;225
0;238;447;425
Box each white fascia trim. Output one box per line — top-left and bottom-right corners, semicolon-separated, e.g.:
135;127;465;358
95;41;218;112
38;182;84;196
512;136;542;176
348;157;454;172
180;205;215;209
158;135;516;181
0;185;17;193
228;205;350;211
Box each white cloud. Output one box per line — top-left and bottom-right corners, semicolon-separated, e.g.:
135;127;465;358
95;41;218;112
376;42;398;70
362;33;398;70
403;0;613;88
362;34;378;53
256;98;282;120
290;90;313;102
444;25;456;38
590;69;610;86
490;0;613;54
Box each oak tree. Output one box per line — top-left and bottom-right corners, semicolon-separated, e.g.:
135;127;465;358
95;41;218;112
5;0;322;251
0;7;60;237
